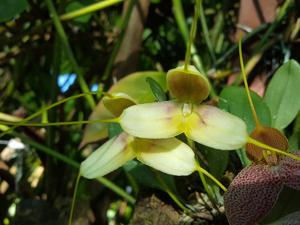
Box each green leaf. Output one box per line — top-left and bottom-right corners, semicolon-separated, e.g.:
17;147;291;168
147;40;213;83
146;77;167;102
108;123;123;139
219;86;271;133
201;145;229;178
264;60;300;130
0;0;28;22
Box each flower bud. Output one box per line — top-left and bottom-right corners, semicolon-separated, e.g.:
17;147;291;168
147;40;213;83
167;65;210;103
246;126;288;164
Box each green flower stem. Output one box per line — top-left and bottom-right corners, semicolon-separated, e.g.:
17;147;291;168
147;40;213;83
238;38;260;127
173;0;217;98
0;118;119;127
60;0;123;21
45;0;96;109
247;137;300;161
172;0;204;74
68;172;81;225
196;166;227;192
0;91;101;138
155;172;189;213
12;131;136;204
215;24;268;66
198;0;216;64
184;0;200;70
187;138;221;202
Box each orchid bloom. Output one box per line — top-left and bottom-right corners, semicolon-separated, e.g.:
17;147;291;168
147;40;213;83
80;65;248;179
118;65;248;150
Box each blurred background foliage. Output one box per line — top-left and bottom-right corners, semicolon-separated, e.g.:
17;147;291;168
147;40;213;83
0;0;300;224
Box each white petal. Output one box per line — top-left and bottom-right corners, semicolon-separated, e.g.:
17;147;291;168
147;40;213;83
80;133;135;178
185;105;248;150
119;101;182;138
134;138;196;176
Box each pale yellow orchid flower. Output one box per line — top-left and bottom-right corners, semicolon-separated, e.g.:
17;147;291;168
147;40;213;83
80;132;196;178
119;65;248;150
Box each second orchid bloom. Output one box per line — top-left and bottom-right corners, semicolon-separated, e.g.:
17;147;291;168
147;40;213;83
80;65;248;179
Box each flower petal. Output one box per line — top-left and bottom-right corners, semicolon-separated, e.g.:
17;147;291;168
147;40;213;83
185;105;248;150
134;138;196;176
120;101;182;138
80;133;135;179
224;164;283;225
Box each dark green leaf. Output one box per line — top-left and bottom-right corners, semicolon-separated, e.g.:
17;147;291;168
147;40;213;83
65;0;93;24
108;123;123;138
0;0;28;22
264;60;300;130
219;86;271;133
146;77;167;102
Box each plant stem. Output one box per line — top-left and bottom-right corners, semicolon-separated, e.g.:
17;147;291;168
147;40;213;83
197;166;227;192
238;38;260;127
184;0;200;70
0;118;119;127
156;173;189;212
68;172;81;225
60;0;123;21
247;137;300;161
0;91;101;138
11;131;136;204
172;0;204;74
45;0;96;108
198;0;216;64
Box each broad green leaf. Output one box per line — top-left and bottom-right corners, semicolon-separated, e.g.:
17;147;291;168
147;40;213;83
0;0;28;22
108;123;123;139
219;86;271;133
264;60;300;130
146;77;167;102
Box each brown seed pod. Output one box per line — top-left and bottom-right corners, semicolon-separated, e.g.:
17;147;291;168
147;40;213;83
167;65;210;103
246;126;288;164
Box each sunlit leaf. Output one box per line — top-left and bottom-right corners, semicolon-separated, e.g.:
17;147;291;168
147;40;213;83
219;86;271;133
264;59;300;130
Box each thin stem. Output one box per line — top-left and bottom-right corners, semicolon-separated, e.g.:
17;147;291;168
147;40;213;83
172;0;204;74
184;0;200;70
197;166;227;192
238;38;260;127
187;138;220;202
0;118;119;127
199;0;216;64
45;0;96;108
0;91;101;138
155;173;189;213
68;172;81;225
11;131;136;204
247;137;300;161
60;0;123;21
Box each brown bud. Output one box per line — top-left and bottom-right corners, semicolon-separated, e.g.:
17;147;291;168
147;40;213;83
103;93;136;117
246;126;288;164
167;65;210;103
